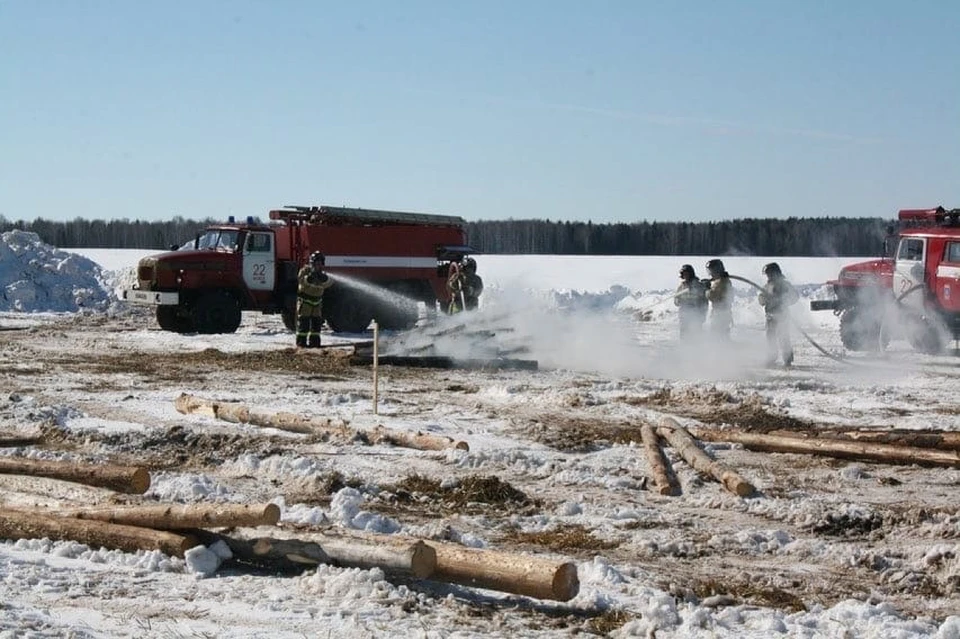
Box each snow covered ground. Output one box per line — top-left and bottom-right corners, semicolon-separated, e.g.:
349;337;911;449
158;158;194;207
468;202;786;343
0;230;958;638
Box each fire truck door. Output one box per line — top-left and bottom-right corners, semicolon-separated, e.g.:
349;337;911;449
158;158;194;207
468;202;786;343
893;237;926;307
243;231;276;291
936;241;960;312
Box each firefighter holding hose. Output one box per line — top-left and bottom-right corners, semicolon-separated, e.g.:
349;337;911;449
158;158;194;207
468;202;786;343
704;259;733;339
447;256;483;313
758;262;799;367
296;251;333;348
674;264;708;337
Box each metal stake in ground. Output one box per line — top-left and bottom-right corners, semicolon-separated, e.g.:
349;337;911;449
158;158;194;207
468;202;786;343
373;320;379;415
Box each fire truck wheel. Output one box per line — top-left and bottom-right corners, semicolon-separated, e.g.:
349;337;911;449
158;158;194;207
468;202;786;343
839;309;882;351
325;297;372;333
908;317;946;355
376;295;419;330
156;306;194;333
193;291;242;334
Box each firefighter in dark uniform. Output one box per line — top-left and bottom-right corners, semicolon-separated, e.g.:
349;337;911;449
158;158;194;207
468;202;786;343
674;264;707;337
448;257;483;313
296;251;333;348
758;262;799;366
704;258;733;339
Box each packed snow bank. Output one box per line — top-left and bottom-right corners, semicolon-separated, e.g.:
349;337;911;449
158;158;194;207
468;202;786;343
0;231;112;313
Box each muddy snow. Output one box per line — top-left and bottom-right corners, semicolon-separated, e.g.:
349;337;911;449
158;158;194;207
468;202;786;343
0;231;957;637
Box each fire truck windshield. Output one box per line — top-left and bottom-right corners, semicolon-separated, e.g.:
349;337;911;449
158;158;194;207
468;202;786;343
197;230;239;252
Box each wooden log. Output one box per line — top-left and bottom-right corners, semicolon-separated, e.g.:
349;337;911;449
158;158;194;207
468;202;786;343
658;417;756;497
173;393;347;436
59;503;280;530
427;542;579;602
370;425;470;452
640;423;680;496
0;509;198;557
831;429;960;450
221;534;436;578
313;535;436;578
224;527;577;600
175;394;468;452
0;457;150;494
690;427;960;468
692;426;960;451
0;436;43;448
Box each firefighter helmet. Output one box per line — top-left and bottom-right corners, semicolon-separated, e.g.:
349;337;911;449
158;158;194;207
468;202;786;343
463;257;477;273
705;259;726;275
679;264;695;278
763;262;782;277
309;251;325;267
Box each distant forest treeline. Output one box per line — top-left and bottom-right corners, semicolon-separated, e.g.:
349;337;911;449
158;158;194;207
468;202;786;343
0;215;891;257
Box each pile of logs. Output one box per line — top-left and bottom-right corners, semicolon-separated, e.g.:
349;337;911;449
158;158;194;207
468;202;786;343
645;414;960;497
643;417;755;497
0;449;578;601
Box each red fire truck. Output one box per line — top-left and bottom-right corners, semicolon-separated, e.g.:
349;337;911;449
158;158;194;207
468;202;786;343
121;205;475;334
811;206;960;353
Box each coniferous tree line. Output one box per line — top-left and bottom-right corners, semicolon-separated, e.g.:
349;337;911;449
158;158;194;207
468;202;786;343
0;215;891;257
0;216;218;251
464;217;890;256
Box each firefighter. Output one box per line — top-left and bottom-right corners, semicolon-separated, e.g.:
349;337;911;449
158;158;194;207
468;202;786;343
448;257;483;313
704;258;733;339
758;262;799;366
674;264;707;337
296;251;333;348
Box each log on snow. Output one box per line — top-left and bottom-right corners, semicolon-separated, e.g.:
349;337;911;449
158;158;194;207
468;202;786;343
174;393;348;436
175;393;468;452
0;509;198;557
658;417;756;497
691;427;960;468
222;534;436;578
0;457;150;494
227;527;578;600
0;435;43;448
691;426;960;451
370;425;469;452
831;429;960;451
640;423;680;496
428;542;579;602
309;534;436;578
61;503;281;530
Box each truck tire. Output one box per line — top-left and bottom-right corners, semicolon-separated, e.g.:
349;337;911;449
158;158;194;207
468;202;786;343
908;316;946;355
156;306;195;333
193;291;242;334
376;283;420;330
839;309;882;351
325;290;372;333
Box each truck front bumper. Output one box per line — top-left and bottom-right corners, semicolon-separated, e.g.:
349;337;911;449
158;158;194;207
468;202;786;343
810;299;839;311
121;289;180;306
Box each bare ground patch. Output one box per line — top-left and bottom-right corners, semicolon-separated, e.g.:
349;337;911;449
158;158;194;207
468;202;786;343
499;524;620;554
373;473;540;519
46;347;358;385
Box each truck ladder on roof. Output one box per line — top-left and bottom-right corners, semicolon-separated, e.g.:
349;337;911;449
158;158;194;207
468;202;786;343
272;205;465;227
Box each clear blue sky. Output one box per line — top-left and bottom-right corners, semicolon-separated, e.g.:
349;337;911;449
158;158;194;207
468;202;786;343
1;1;957;223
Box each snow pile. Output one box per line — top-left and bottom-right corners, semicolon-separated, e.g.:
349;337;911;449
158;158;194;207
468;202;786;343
0;231;112;312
